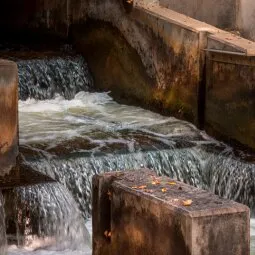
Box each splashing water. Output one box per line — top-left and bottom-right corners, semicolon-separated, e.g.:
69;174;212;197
4;54;255;254
17;56;93;101
5;182;91;255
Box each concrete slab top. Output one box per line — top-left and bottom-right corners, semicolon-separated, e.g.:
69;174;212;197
105;169;249;217
135;1;255;56
0;59;17;66
135;2;219;34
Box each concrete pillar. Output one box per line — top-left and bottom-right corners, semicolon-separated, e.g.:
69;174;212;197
0;60;18;176
93;169;250;255
0;191;7;254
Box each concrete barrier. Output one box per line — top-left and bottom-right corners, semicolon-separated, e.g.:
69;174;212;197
205;52;255;149
0;60;18;176
159;0;236;29
0;191;6;254
93;169;250;255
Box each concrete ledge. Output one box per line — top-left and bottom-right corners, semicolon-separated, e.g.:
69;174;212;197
0;60;18;176
136;2;255;56
93;169;250;255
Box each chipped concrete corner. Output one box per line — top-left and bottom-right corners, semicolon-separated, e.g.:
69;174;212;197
92;169;250;255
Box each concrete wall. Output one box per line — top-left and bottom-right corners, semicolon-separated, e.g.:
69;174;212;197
237;0;255;41
0;0;68;36
159;0;236;29
205;52;255;149
0;191;7;254
0;60;18;176
93;169;250;255
70;3;211;124
159;0;255;42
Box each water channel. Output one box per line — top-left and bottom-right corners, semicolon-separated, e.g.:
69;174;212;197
1;53;254;254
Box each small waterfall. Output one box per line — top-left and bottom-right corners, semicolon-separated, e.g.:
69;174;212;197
4;182;90;251
20;145;255;218
17;56;93;100
204;150;255;213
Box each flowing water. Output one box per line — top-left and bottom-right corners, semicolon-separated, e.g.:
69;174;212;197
1;53;255;254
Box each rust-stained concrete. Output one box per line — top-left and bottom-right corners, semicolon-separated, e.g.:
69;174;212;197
0;60;18;176
205;52;255;149
70;1;216;124
93;169;250;255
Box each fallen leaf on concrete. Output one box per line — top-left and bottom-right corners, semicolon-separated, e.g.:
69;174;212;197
138;185;147;189
151;181;160;185
161;188;167;193
183;200;193;206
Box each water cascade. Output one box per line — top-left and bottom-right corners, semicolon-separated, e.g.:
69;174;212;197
2;53;255;254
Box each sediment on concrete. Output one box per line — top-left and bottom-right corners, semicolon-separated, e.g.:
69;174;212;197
0;60;18;176
93;169;250;255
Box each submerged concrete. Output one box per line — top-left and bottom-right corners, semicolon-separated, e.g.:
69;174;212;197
0;60;18;176
93;169;250;255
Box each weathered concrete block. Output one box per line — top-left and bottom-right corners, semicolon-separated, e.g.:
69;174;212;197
0;60;18;176
205;52;255;149
93;169;250;255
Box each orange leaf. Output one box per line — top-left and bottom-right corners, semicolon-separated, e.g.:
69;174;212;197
138;185;147;189
161;188;167;193
183;200;193;206
152;179;161;185
168;182;176;185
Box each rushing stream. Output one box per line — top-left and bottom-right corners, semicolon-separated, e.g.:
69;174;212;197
1;54;255;254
